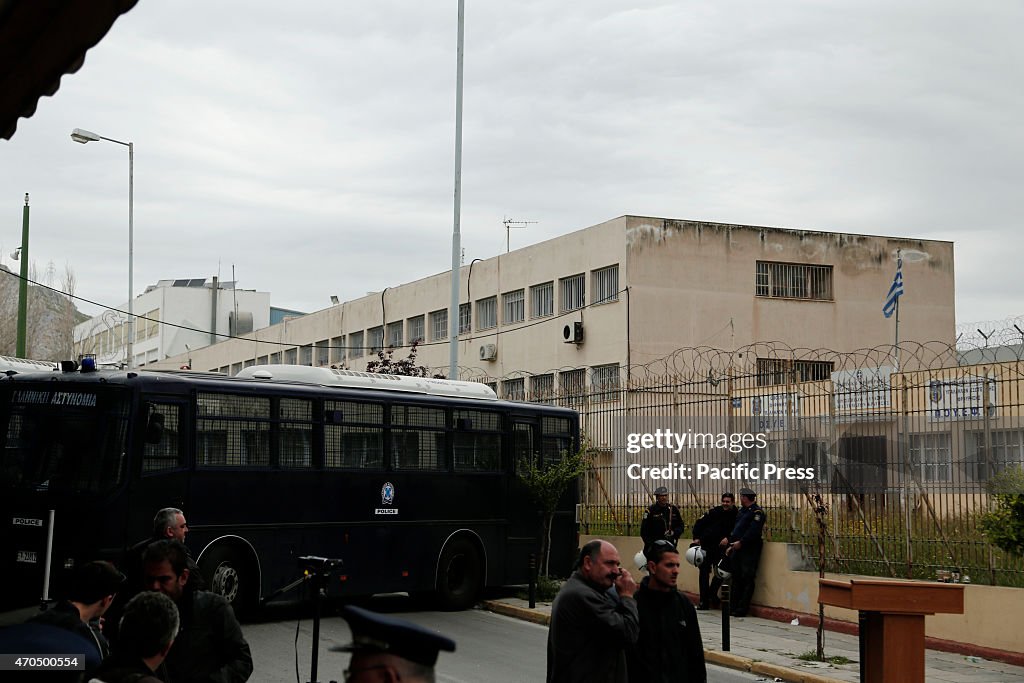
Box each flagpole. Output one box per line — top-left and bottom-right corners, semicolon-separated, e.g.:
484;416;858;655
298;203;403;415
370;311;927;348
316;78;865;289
893;248;901;372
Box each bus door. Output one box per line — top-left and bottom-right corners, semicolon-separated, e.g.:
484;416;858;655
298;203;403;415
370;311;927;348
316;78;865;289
125;399;191;545
507;418;541;581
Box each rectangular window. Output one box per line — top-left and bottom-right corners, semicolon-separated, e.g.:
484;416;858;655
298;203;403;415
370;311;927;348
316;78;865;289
407;315;425;344
146;309;160;339
325;400;384;469
591;363;621;402
591;265;619;305
560;368;586;406
430;309;448;341
279;398;313;468
315;340;330;366
300;344;313;366
284;348;297;364
910;433;952;482
502;378;525;401
142;403;184;473
368;327;384;353
559;273;585;313
503;289;525;324
257;355;268;365
531;282;554;318
755;261;833;301
476;296;497;330
969;430;1024;481
330;336;345;364
269;352;281;364
387;321;404;348
391;405;446;470
349;331;364;359
459;304;471;334
454;409;502;472
756;358;834;386
530;374;555;404
542;416;573;467
196;393;271;467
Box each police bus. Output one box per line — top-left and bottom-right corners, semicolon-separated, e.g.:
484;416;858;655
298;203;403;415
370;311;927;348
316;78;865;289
0;361;579;613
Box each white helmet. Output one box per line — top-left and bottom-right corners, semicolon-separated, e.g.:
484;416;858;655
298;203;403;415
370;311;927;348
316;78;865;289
634;550;648;571
713;558;732;580
685;544;706;567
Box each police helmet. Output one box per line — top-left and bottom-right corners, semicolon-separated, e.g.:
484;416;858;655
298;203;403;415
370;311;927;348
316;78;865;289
713;557;732;580
634;550;648;571
684;544;706;567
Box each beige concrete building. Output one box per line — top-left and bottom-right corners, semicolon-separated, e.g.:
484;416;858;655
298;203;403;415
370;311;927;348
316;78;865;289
150;216;956;395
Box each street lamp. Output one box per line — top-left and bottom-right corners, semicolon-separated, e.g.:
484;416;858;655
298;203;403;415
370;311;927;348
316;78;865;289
71;127;135;369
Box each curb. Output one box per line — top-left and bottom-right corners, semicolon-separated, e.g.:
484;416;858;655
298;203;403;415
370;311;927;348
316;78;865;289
481;601;848;683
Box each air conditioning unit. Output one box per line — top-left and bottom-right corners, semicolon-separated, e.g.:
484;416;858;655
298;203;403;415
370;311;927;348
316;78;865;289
563;322;584;344
479;343;498;361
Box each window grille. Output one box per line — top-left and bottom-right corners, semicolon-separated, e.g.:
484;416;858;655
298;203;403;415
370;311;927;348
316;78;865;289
476;297;497;330
387;321;403;348
459;304;471;334
503;289;525;324
591;265;619;304
531;282;554;318
755;261;833;300
530;374;555;404
756;358;834;386
407;315;425;344
502;378;525;401
430;309;448;341
559;273;585;313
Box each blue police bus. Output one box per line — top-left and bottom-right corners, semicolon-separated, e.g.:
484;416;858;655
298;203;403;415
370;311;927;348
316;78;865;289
0;362;579;613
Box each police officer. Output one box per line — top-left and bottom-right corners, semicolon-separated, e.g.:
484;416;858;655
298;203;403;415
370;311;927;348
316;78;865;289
641;487;684;551
690;491;737;609
334;605;456;682
724;487;765;617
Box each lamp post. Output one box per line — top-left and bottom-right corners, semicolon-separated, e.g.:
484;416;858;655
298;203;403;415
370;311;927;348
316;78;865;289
71;128;134;369
15;193;29;357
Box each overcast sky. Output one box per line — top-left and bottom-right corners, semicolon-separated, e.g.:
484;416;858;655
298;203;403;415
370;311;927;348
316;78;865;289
2;1;1022;335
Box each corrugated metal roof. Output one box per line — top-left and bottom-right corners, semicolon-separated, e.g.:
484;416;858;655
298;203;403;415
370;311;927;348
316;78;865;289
0;0;140;140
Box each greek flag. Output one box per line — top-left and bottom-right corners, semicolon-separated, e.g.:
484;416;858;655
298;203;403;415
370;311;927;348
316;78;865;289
882;255;904;319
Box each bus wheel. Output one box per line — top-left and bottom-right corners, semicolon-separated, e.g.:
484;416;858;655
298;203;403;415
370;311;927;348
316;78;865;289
436;538;482;611
202;547;255;617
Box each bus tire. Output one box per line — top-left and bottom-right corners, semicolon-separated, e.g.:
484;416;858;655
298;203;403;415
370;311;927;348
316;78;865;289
435;537;482;611
201;547;256;618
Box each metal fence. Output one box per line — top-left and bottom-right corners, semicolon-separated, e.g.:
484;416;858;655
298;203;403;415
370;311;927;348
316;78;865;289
476;341;1024;587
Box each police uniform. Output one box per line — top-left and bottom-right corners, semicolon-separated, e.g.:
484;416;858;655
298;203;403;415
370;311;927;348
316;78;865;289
726;488;766;617
690;496;737;609
640;487;684;549
334;605;456;681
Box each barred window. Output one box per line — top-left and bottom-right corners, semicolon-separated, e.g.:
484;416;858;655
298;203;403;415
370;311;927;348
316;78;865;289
542;416;573;467
503;289;525;324
910;433;952;482
454;409;502;472
324;400;384;469
430;309;448;341
391;405;446;470
349;331;364;359
503;378;525;401
969;430;1024;481
755;261;833;301
591;265;619;305
279;398;313;468
300;344;313;365
756;358;834;386
530;374;555;404
476;296;497;330
196;393;271;467
559;273;585;313
560;368;586;405
368;327;384;353
459;303;471;334
591;364;621;402
407;315;425;344
530;281;554;318
142;403;184;473
387;321;403;348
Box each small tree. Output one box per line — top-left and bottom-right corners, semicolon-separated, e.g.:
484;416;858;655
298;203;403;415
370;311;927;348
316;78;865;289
517;442;592;577
364;341;444;378
979;466;1024;558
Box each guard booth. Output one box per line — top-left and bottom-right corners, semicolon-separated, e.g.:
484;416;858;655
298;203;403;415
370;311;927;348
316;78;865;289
818;578;965;683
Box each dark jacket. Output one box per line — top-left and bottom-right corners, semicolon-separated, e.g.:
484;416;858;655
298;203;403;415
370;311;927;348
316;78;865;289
547;572;640;683
629;577;706;683
729;503;766;548
28;600;109;659
691;504;737;549
90;652;164;683
164;590;252;683
640;503;684;547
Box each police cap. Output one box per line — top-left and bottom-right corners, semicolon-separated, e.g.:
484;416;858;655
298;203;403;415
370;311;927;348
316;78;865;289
333;605;456;667
653;486;669;496
739;487;756;498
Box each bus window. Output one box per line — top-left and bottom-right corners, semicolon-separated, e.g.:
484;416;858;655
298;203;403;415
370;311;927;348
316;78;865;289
278;398;313;468
454;409;501;472
196;393;270;467
542;416;573;466
142;403;185;473
391;405;445;470
513;422;536;475
325;400;383;469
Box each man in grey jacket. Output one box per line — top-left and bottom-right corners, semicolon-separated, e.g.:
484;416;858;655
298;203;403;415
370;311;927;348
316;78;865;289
547;540;639;683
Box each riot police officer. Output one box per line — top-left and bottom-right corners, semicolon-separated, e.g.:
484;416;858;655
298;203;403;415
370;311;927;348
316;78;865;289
690;491;737;609
641;486;684;550
724;487;766;617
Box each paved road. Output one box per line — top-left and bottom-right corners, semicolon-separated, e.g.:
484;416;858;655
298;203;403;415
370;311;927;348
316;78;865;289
244;595;752;682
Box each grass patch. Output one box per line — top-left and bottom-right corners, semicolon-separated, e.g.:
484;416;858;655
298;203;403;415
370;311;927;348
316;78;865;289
797;651;855;665
515;575;563;603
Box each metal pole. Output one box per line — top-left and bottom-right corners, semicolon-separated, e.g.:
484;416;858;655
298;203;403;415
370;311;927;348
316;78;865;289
127;142;134;369
41;509;55;605
16;193;29;357
447;0;465;379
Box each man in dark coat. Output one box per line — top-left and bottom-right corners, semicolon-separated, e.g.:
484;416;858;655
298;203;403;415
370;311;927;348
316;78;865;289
725;488;766;617
142;540;252;683
640;487;684;550
91;591;180;683
547;539;639;683
629;540;706;683
690;492;737;609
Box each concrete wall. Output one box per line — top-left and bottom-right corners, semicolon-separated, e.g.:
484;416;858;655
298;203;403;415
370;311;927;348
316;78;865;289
584;535;1023;655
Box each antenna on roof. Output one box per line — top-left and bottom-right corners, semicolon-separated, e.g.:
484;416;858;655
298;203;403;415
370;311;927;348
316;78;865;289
503;217;537;253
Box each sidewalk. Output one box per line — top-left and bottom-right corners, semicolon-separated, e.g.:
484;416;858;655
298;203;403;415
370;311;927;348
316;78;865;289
481;596;1024;683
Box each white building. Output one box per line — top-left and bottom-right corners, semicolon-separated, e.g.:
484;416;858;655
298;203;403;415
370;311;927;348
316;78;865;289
74;278;273;368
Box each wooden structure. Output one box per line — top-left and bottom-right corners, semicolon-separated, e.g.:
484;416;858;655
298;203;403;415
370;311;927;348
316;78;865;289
818;578;965;683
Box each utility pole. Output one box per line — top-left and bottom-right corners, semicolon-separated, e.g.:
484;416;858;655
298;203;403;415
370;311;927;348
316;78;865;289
16;193;30;357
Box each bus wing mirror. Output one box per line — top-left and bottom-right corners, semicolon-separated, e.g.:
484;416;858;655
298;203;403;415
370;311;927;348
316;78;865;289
145;411;165;444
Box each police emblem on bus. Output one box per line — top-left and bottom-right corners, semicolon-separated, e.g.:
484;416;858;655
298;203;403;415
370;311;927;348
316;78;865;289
381;482;395;505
